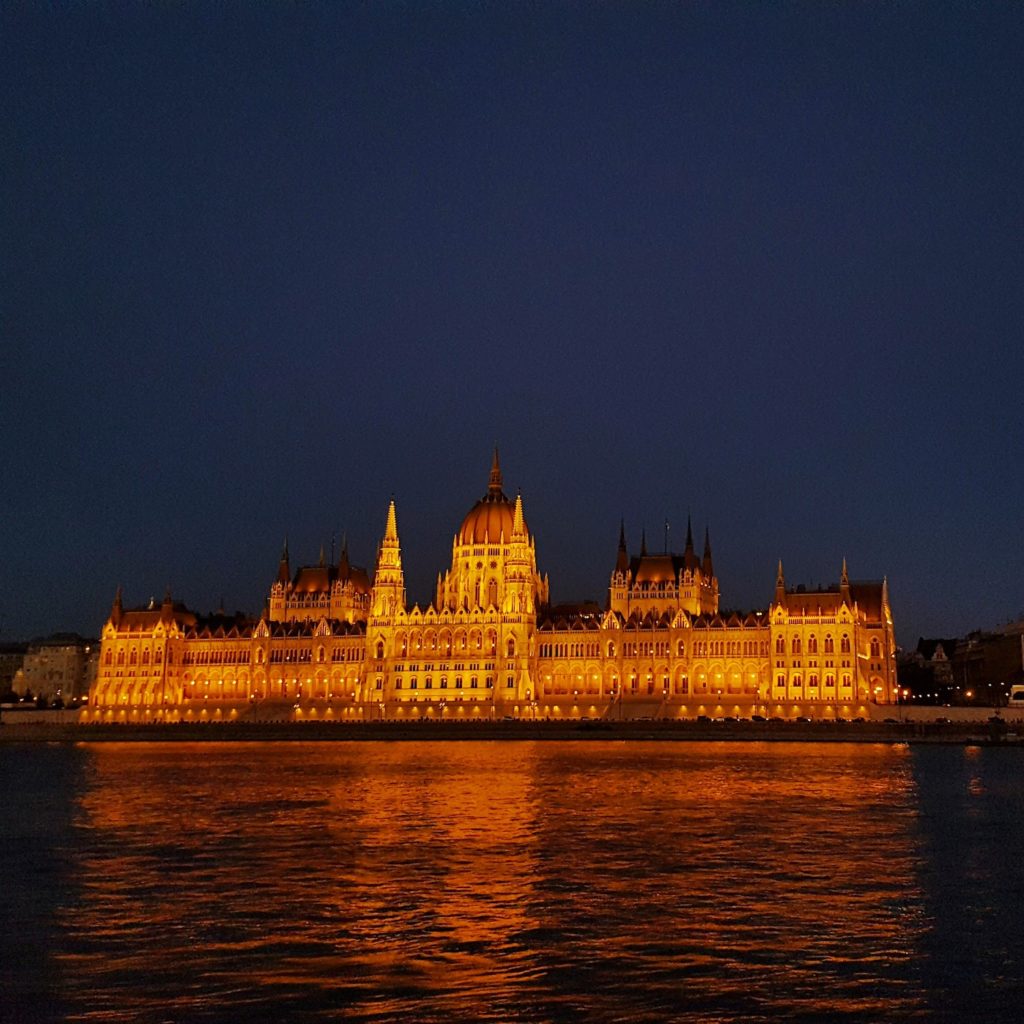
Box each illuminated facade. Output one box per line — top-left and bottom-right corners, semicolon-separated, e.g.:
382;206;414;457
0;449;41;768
86;453;897;721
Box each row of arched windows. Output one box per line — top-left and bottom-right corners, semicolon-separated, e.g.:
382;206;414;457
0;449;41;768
775;634;852;655
106;647;169;667
395;628;499;656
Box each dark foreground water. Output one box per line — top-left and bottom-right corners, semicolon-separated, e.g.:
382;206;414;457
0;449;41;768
2;742;1023;1023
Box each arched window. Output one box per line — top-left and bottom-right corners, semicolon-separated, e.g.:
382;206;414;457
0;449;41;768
791;637;801;655
375;640;384;660
824;635;834;654
104;650;113;666
870;638;881;658
776;636;785;655
507;638;516;658
129;649;137;665
607;641;616;658
808;635;818;654
677;640;685;656
840;634;851;654
317;646;326;663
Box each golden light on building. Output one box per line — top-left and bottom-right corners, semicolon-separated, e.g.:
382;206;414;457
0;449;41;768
87;453;897;721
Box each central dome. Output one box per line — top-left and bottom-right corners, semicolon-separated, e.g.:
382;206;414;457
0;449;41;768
460;492;514;544
458;449;517;544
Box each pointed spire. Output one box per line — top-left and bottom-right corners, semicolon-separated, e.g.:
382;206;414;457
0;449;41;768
372;497;405;613
488;446;503;497
702;526;714;577
384;497;398;543
277;537;291;584
512;491;526;537
375;498;403;574
640;528;648;557
775;559;786;603
615;519;629;574
840;556;850;598
162;586;173;612
111;585;123;625
683;513;699;570
338;531;350;576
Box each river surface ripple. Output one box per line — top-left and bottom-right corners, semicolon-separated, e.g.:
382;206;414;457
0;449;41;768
2;741;1023;1023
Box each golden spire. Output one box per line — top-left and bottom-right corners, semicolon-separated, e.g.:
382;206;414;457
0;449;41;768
374;497;404;587
512;491;525;537
384;497;398;544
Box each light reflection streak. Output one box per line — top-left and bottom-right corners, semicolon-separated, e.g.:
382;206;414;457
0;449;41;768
51;741;937;1022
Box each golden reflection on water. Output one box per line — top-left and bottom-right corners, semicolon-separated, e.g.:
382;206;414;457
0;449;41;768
58;741;930;1022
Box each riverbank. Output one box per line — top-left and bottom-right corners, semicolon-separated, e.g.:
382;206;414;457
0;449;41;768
1;717;1018;745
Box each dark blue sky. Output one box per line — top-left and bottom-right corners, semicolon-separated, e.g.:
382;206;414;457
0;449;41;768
3;2;1022;645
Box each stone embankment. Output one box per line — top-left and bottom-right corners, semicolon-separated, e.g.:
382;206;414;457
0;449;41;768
1;715;1019;745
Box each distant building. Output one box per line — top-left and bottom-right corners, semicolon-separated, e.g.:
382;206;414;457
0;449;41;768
86;454;898;721
898;624;1024;706
952;627;1024;703
895;638;958;702
18;633;99;703
0;643;28;694
914;638;957;686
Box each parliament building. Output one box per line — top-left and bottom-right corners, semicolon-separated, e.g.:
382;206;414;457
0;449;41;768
85;454;897;722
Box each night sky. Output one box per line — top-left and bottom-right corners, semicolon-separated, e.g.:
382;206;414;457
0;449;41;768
3;2;1023;646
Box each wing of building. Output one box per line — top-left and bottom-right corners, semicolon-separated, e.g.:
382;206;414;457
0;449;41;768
86;453;897;722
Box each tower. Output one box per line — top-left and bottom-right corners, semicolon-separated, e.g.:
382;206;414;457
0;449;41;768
371;499;405;619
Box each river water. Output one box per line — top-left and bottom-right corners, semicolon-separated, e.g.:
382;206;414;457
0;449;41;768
2;740;1023;1023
